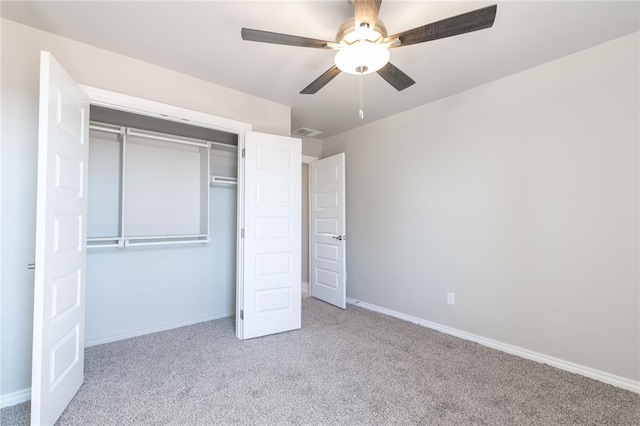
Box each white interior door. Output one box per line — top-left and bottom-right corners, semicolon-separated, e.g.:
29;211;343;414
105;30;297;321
310;153;346;309
240;132;301;339
31;51;89;426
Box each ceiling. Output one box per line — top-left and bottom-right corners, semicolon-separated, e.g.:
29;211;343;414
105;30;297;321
2;1;638;138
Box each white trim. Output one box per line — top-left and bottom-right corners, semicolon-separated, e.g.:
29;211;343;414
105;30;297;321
302;155;318;164
1;388;31;408
80;85;251;134
346;297;640;394
84;311;234;347
301;281;310;297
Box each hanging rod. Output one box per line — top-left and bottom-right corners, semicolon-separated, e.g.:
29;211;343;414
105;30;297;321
127;128;209;148
124;238;209;248
209;140;238;150
210;176;238;185
89;124;123;134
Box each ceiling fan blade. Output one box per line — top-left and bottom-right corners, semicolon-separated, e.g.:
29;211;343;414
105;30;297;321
377;62;415;91
300;66;342;94
387;4;497;47
352;0;382;28
241;28;338;49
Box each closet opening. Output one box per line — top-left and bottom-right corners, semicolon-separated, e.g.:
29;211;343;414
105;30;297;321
84;105;240;346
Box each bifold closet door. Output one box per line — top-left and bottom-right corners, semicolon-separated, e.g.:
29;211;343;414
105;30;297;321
31;51;89;426
239;132;302;339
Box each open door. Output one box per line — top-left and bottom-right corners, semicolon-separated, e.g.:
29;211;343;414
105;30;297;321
31;52;89;425
239;132;302;339
310;153;346;309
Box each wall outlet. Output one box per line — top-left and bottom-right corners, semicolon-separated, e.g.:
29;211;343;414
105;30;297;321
447;292;455;305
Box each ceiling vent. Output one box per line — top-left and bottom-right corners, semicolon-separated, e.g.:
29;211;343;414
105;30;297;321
293;127;322;138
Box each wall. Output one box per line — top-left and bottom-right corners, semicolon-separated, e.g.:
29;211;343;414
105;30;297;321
323;33;639;384
299;135;323;158
0;19;291;401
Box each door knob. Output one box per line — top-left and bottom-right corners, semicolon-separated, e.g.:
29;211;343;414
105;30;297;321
332;235;345;241
27;263;35;270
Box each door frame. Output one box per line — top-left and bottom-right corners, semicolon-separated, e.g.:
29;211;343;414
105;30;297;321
301;155;319;296
78;85;252;339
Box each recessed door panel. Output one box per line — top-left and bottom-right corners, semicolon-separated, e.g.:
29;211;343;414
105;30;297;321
52;270;81;320
53;215;82;254
256;217;292;239
257;146;293;171
257;182;292;205
315;165;338;185
255;288;291;314
55;154;83;197
315;192;338;210
49;325;80;390
316;217;339;235
316;243;339;262
316;267;339;289
256;252;291;277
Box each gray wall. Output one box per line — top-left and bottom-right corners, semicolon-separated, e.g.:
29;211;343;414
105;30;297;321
299;136;323;158
1;19;291;398
323;33;639;382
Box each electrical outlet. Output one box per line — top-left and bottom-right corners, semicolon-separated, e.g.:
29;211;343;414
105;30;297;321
447;292;455;305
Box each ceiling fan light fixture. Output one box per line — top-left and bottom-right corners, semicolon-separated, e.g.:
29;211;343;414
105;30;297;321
334;41;390;75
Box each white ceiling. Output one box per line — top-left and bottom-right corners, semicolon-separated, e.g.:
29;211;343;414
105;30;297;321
2;1;638;138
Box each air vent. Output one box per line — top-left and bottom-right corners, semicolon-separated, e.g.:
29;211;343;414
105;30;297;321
293;127;322;138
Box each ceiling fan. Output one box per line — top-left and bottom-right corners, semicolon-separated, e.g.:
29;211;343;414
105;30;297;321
241;1;497;94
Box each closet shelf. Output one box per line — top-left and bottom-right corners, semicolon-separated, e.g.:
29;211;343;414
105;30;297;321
210;175;237;185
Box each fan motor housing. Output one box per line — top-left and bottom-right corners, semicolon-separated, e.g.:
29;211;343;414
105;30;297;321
336;18;388;44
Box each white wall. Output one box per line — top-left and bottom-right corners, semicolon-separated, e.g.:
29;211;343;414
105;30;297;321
323;33;639;383
0;19;291;401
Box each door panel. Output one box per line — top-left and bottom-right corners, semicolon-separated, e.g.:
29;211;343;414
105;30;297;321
241;132;301;339
310;153;346;309
31;51;89;426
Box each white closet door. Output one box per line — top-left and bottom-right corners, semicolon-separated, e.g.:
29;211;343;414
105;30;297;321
31;51;89;426
310;153;346;309
240;132;301;339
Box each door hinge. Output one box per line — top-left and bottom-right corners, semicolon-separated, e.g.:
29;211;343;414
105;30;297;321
242;148;245;158
240;309;244;320
241;228;245;238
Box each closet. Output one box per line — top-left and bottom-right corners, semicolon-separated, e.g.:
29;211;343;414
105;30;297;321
84;107;238;345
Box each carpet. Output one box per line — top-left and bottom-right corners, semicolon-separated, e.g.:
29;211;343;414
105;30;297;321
2;297;639;425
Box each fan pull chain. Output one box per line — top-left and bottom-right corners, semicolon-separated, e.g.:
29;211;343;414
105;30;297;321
358;75;364;120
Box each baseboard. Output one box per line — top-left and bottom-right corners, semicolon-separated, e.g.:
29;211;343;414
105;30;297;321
346;297;640;394
1;387;30;408
85;311;234;347
301;281;309;297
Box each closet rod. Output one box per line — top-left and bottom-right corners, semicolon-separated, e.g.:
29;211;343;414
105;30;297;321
125;239;209;248
127;129;209;148
89;124;123;135
124;234;208;241
210;176;238;185
209;140;238;150
87;243;119;249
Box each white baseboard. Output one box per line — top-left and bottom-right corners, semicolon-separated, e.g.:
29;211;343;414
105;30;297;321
301;281;309;297
85;311;234;347
1;387;30;408
346;297;640;394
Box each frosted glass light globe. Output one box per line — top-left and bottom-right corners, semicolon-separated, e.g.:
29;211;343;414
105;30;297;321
334;41;390;75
